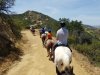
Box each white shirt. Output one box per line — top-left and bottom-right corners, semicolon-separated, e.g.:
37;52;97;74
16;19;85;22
56;27;68;45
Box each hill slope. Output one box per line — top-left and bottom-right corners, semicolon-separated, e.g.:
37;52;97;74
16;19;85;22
83;25;100;40
11;10;59;35
11;10;100;67
0;13;22;75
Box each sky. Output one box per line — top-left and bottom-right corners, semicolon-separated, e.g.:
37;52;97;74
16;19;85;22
10;0;100;26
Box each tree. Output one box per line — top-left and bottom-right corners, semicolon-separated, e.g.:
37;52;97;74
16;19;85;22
0;0;15;13
0;0;21;39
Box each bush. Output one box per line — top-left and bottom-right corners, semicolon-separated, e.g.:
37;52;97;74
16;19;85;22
74;41;100;66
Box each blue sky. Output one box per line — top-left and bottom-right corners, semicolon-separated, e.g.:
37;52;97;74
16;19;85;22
10;0;100;26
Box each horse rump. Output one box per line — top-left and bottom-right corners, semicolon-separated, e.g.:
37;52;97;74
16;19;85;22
54;46;74;75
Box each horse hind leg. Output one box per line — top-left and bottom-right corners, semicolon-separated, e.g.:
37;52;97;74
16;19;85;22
42;39;45;47
50;43;55;61
47;47;52;60
47;48;50;57
56;67;61;75
49;48;52;60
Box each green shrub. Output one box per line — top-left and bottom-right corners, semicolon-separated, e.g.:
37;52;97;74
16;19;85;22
74;41;100;66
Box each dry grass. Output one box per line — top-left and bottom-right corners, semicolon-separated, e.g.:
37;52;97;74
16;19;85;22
72;49;100;75
0;41;24;75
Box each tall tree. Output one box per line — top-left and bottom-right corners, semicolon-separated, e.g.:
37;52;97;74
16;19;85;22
0;0;15;13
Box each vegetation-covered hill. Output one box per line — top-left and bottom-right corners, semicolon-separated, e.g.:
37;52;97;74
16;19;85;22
0;0;23;74
11;10;59;35
0;0;21;57
83;25;100;40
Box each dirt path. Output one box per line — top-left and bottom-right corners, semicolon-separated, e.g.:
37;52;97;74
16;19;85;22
6;30;91;75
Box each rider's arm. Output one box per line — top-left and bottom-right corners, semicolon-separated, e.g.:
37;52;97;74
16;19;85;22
56;31;59;40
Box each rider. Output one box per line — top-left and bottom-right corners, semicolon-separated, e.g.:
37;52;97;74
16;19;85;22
41;27;45;34
40;27;45;37
44;29;54;59
54;22;68;48
52;22;71;60
47;29;52;39
44;29;53;44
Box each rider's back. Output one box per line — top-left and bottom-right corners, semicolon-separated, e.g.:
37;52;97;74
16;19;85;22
47;32;52;39
56;27;68;45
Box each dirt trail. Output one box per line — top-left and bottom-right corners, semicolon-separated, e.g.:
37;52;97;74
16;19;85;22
6;30;91;75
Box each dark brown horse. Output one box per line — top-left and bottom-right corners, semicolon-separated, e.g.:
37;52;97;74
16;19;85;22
30;27;35;36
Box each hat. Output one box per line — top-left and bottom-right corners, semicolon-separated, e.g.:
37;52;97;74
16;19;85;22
60;22;66;27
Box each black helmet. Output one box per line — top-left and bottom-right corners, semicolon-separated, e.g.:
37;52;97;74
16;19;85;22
48;29;51;33
60;22;66;27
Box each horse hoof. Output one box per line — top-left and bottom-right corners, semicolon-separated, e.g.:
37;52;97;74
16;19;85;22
49;58;51;60
49;58;52;61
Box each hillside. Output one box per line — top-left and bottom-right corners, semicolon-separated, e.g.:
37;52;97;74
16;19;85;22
11;10;59;35
11;10;100;39
0;13;21;56
83;25;100;40
94;25;100;28
11;10;100;67
0;13;22;75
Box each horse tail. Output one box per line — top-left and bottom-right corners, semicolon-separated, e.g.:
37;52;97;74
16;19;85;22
49;41;53;47
56;59;64;73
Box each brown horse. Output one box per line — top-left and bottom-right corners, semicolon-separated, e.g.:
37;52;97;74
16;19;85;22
41;33;46;47
45;39;54;60
32;29;35;35
30;27;35;36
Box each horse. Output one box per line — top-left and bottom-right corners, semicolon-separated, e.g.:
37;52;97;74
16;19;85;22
30;27;35;36
54;46;74;75
41;33;47;47
45;39;54;60
32;29;35;35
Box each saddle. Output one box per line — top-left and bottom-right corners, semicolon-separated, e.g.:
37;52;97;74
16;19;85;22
58;44;68;47
54;44;72;52
45;39;54;47
55;44;68;49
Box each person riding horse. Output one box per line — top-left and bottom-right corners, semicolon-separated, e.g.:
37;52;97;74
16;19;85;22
30;26;35;35
45;29;52;42
39;28;45;38
40;28;47;46
44;30;54;60
52;22;72;61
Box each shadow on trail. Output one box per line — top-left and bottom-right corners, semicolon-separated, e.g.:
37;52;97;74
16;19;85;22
0;45;23;75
